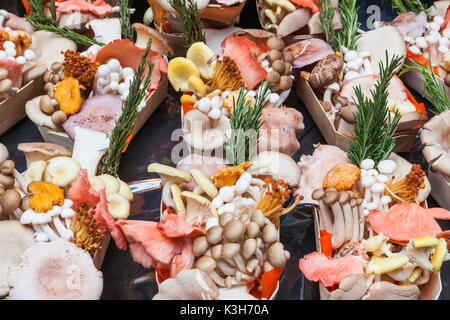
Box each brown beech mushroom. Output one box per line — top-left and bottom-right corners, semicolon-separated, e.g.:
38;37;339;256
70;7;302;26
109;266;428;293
246;221;260;238
338;191;353;243
309;54;344;89
223;219;246;242
339;102;358;124
0;144;8;164
193;236;209;257
206;226;223;245
262;223;278;244
267;242;286;268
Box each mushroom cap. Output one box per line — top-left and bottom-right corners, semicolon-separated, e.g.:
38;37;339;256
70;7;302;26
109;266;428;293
193;236;209;257
8;239;103;300
206;226;223;245
223;219;246;242
323;190;338;205
267;242;286;268
310;54;344;89
147;163;191;184
132;23;174;56
195;255;217;273
323;163;361;191
0;221;35;297
248;151;301;186
0;189;21;213
311;189;325;201
338;191;350;204
18;142;72;167
221;242;240;259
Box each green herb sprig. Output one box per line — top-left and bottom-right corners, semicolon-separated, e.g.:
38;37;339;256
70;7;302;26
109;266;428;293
401;60;450;115
224;81;271;166
391;0;430;15
120;0;134;41
347;52;403;167
319;0;360;52
168;0;206;47
27;0;104;47
99;39;154;176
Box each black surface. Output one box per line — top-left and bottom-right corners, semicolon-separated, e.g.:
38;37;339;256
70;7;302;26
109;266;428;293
0;0;448;300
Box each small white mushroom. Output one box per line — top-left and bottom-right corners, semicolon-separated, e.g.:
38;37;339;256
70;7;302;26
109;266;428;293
361;175;376;203
377;160;397;175
371;183;385;209
360;159;375;170
380;195;392;211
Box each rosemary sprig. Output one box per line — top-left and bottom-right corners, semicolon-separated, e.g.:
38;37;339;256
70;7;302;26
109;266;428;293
391;0;430;15
319;0;339;51
400;60;450;115
318;0;360;52
26;0;104;47
99;39;154;177
347;52;403;167
120;0;134;41
337;0;360;51
168;0;206;47
224;81;271;166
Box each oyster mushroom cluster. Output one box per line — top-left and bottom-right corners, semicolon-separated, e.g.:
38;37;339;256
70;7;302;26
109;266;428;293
421;109;450;180
194;210;289;289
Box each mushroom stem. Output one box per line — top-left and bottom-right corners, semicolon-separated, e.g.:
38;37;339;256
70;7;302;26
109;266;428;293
312;189;333;234
357;202;365;241
338;191;353;242
161;181;175;209
349;199;360;243
324;191;345;250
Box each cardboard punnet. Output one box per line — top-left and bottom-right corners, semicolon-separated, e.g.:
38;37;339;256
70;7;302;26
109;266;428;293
401;57;450;103
312;205;442;300
427;166;450;210
200;1;247;27
0;78;44;135
36;74;168;151
295;73;424;153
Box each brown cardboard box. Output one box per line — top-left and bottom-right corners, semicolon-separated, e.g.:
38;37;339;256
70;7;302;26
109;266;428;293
427;166;450;210
37;75;168;151
295;73;423;153
0;78;44;135
311;206;442;300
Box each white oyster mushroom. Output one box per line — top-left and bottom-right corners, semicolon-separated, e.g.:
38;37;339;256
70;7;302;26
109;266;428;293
86;18;122;44
8;239;103;300
248;151;300;186
72;127;109;176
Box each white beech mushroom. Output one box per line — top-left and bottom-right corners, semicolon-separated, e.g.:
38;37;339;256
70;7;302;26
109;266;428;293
323;189;345;250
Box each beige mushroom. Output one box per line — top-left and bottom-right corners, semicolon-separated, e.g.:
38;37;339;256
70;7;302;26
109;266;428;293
323;189;345;250
132;23;174;56
312;189;333;234
420;109;450;180
223;219;246;242
22;30;77;83
0;144;8;163
0;220;35;297
18;142;72;167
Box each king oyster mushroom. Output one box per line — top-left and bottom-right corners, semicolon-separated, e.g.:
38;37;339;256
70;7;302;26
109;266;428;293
420;109;450;180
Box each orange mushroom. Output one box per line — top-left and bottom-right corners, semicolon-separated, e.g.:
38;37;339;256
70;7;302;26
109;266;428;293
28;181;65;213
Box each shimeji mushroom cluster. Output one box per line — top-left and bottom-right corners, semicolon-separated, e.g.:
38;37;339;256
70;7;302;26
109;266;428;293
94;58;147;112
148;162;290;290
359;159;397;212
194;210;289;289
